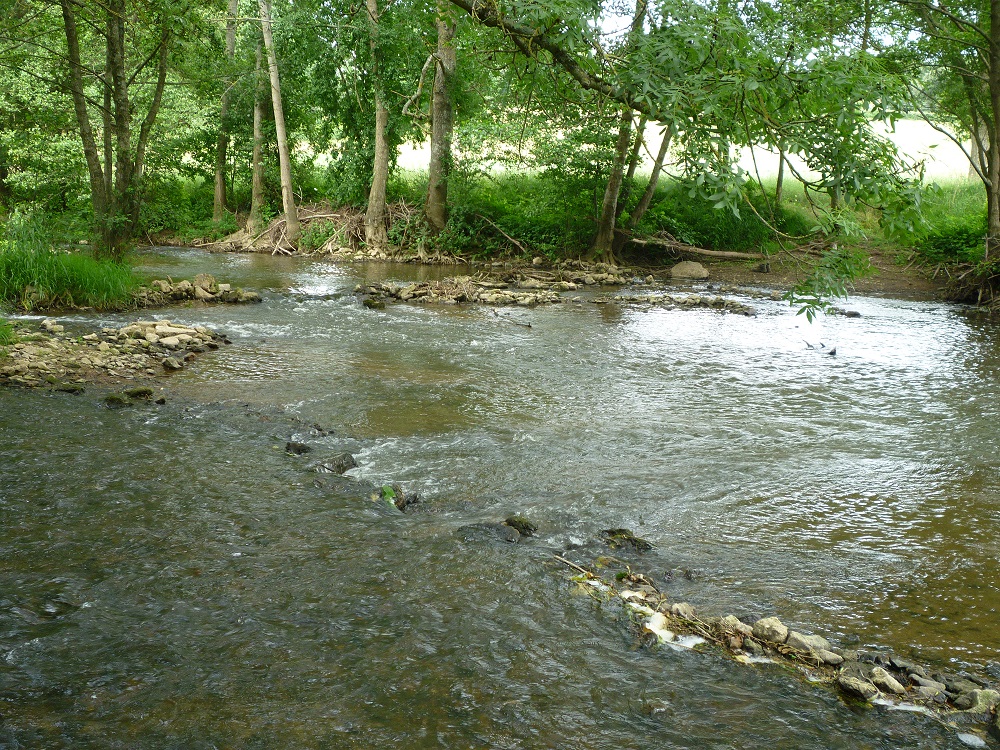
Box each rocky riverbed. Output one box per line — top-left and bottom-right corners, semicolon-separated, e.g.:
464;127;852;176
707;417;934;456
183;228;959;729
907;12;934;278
550;542;1000;746
0;318;231;389
355;261;773;315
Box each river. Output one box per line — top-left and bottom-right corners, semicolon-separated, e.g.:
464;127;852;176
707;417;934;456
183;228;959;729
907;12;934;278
1;248;998;748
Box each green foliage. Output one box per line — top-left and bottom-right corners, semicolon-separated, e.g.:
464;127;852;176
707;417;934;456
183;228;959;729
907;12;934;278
784;245;873;321
910;181;987;263
916;214;987;263
0;210;138;311
634;181;812;251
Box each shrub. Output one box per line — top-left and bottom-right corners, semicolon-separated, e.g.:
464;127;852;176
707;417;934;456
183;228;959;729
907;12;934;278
633;181;811;251
916;213;987;263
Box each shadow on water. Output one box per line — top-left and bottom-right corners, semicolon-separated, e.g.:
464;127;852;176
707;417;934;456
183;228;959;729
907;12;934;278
1;248;997;748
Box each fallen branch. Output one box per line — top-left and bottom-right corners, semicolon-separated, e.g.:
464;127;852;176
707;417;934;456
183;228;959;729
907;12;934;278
553;555;595;577
629;237;764;261
476;213;530;255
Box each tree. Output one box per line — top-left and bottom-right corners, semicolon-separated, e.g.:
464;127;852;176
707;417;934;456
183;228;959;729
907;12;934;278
892;0;1000;257
59;0;171;259
365;0;391;254
213;0;239;223
425;0;457;234
259;0;300;247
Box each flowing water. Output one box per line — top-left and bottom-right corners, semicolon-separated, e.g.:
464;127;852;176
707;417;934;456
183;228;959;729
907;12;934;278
2;248;999;748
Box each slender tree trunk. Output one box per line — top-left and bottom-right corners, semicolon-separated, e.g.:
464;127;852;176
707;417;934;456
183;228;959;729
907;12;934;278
213;0;239;223
590;107;634;264
615;116;647;221
775;144;786;206
589;0;646;264
989;0;1000;260
60;0;109;255
247;44;267;236
259;0;300;247
424;2;456;234
61;0;169;259
625;124;672;233
365;0;390;253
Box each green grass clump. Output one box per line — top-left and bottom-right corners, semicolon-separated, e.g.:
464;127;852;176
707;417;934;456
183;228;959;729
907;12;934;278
0;318;16;346
0;210;139;311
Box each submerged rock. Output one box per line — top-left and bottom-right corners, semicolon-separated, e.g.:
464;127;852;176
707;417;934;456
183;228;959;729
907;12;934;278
504;515;537;537
457;522;520;544
600;528;654;552
285;441;312;455
315;453;357;474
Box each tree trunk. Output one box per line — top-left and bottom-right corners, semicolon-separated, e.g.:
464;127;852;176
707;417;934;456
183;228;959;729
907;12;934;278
590;107;634;265
615;116;647;221
775;144;786;206
365;0;390;253
424;2;457;234
213;0;239;223
259;0;300;247
625;124;672;233
61;0;109;255
588;0;645;265
988;0;1000;260
247;44;267;237
62;0;170;259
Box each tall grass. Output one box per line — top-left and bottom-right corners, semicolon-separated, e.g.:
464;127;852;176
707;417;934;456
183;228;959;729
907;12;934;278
0;317;16;346
0;210;139;311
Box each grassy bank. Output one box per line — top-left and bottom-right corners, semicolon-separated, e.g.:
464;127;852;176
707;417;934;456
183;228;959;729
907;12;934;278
0;211;140;311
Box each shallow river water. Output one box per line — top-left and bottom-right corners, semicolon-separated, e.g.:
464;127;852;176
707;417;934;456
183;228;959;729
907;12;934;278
2;248;999;748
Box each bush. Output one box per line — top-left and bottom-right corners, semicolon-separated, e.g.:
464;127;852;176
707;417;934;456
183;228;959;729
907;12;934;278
916;213;987;263
0;210;139;311
633;181;811;251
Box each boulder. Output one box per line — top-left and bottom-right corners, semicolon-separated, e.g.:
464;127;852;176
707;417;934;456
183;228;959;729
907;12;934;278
752;617;788;644
955;689;1000;715
504;516;537;537
171;279;193;299
193;285;215;301
285;441;312;455
193;273;217;292
838;674;879;701
911;675;948;691
718;615;753;638
786;631;832;653
670;261;709;280
315;453;357;474
914;685;945;701
161;357;183;371
871;666;907;695
817;649;844;666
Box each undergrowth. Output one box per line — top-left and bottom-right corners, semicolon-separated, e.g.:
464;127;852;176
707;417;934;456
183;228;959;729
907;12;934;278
0;210;139;311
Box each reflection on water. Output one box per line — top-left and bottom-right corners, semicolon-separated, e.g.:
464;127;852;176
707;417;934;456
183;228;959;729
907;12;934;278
1;248;997;748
